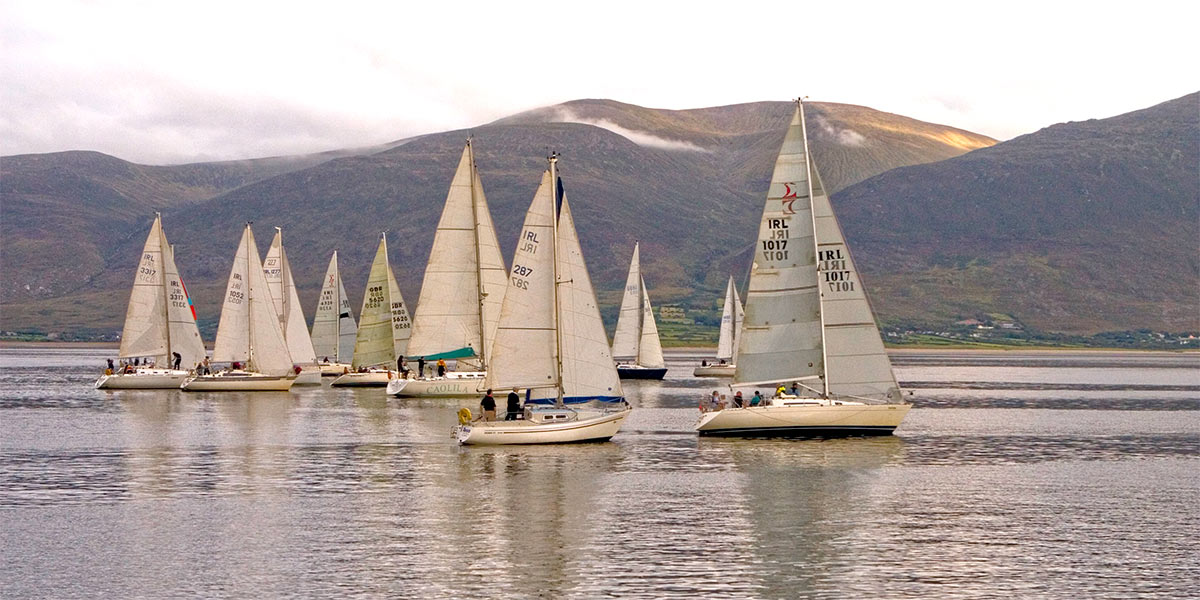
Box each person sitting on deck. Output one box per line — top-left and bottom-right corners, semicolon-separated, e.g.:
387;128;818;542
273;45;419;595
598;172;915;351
750;391;763;407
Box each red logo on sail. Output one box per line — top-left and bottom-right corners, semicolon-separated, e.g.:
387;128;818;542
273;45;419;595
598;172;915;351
782;183;798;214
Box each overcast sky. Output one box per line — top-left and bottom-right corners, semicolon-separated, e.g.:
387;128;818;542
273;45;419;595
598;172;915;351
2;0;1196;165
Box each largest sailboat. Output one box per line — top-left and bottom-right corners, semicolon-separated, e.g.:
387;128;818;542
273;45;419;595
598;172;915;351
388;140;507;398
95;213;207;389
696;99;911;436
454;155;631;445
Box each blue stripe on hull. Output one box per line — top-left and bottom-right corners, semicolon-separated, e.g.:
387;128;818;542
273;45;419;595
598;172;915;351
699;425;898;438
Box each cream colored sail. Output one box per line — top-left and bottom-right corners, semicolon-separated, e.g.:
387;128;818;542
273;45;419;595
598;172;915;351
485;169;559;397
212;224;293;376
809;160;901;401
310;252;357;362
264;229;317;365
118;214;205;367
556;193;625;401
407;141;507;368
715;277;737;360
351;235;411;369
610;243;642;361
636;277;665;369
733;102;824;387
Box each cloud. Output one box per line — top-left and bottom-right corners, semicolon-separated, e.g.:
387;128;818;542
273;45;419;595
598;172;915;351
550;108;708;153
810;115;867;147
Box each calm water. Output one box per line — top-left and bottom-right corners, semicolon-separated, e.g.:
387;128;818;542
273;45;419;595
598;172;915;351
1;348;1197;599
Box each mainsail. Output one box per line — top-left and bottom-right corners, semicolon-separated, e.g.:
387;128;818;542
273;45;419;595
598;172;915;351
117;214;206;367
350;234;412;369
264;229;318;366
610;243;665;369
407;140;508;366
714;276;744;362
211;224;293;376
486;157;624;404
733;101;825;387
310;251;357;362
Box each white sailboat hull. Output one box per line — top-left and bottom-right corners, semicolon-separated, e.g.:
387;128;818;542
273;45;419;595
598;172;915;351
329;370;394;387
293;365;322;385
319;362;352;376
95;368;192;389
692;364;736;377
181;371;295;391
456;407;630;445
387;371;488;397
695;401;910;437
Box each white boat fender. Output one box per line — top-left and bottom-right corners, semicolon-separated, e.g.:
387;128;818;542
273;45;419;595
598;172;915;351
457;408;472;425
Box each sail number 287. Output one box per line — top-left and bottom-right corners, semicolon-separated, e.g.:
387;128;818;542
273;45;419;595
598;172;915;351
511;264;534;290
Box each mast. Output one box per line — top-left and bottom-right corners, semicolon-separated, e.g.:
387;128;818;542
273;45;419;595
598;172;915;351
797;98;829;398
157;214;172;362
333;251;341;362
246;222;255;371
468;139;488;368
550;153;564;407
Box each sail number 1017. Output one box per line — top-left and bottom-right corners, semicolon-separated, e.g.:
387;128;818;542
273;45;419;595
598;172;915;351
763;218;790;261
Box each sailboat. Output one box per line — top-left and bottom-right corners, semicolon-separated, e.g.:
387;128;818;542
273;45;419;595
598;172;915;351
310;251;358;375
182;223;296;391
611;242;667;379
263;228;321;384
388;140;507;398
696;99;911;436
95;214;207;389
330;233;412;386
693;275;743;377
454;155;631;445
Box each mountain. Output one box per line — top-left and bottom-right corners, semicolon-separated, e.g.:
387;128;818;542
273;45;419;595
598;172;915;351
835;92;1199;334
1;99;997;339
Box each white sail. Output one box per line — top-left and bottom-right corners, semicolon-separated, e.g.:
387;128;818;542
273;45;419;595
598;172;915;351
264;229;318;365
407;141;507;366
809;162;901;401
731;284;744;363
715;277;736;360
734;102;824;387
610;243;642;361
556;193;625;401
117;215;205;367
351;235;410;369
310;252;357;362
636;277;666;369
162;243;207;368
212;224;293;376
485;169;560;397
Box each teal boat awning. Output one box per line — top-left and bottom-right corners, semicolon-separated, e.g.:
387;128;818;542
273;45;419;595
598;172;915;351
406;347;477;361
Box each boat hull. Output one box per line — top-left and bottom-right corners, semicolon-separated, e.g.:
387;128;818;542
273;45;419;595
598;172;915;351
329;370;394;387
319;362;352;376
293;365;323;385
696;403;910;437
387;372;488;397
181;372;295;391
456;408;631;445
95;369;191;389
616;365;667;380
692;364;735;377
